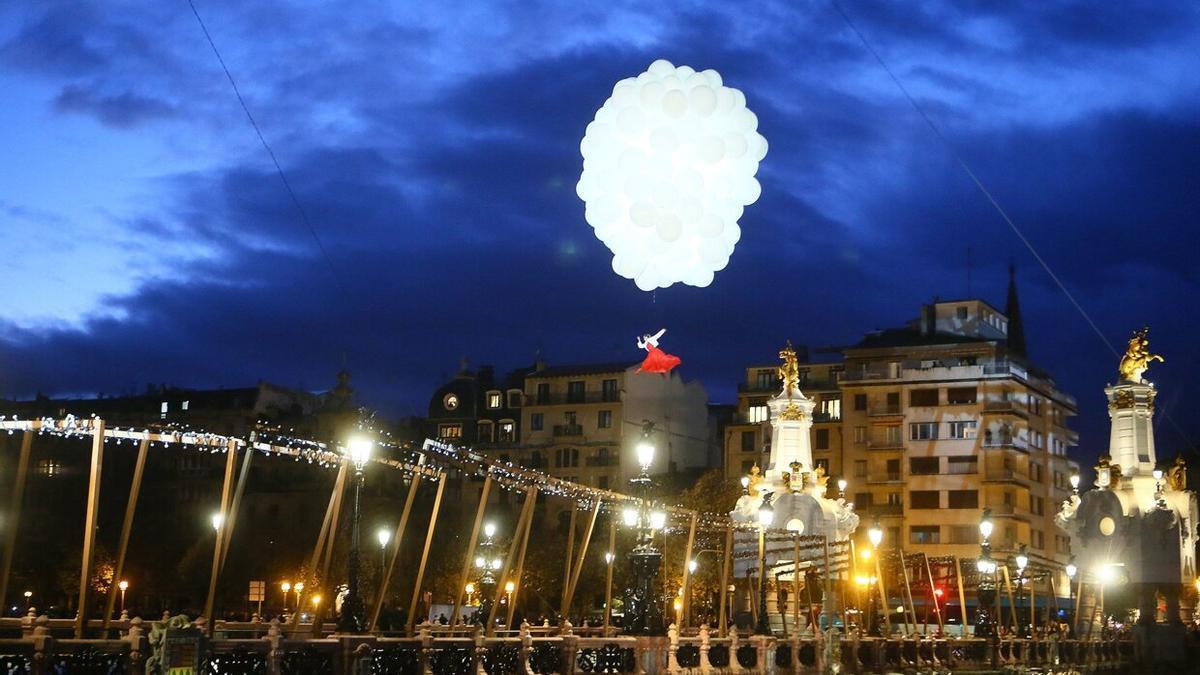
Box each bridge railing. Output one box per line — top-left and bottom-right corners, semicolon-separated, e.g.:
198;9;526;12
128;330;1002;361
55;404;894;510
0;612;1137;675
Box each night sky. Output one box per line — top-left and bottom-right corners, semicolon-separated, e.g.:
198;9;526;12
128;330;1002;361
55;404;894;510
1;2;1197;471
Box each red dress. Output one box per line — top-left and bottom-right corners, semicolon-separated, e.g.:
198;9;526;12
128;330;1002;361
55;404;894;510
639;344;681;374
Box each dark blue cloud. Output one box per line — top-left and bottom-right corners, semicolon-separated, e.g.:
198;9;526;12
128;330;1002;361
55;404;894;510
0;0;1197;473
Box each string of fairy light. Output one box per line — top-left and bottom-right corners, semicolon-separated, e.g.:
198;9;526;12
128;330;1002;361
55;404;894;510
0;415;852;549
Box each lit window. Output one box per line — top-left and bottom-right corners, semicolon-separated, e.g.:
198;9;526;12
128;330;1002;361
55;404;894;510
160;401;168;419
819;398;841;420
438;424;463;439
853;426;867;444
909;422;938;440
748;405;768;423
598;410;612;429
182;400;190;411
948;421;977;439
36;459;60;477
487;392;502;409
530;413;544;431
498;421;515;442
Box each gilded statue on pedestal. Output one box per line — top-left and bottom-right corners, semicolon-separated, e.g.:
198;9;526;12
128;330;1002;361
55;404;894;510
1118;326;1164;384
778;341;800;393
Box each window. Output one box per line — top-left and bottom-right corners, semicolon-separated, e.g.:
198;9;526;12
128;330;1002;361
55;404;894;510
1029;396;1043;416
593;410;611;429
477;421;494;443
182;400;190;411
956;306;968;320
885;459;901;480
748;405;768;423
814;429;830;450
854;426;867;444
797;368;810;386
854;460;867;477
947;456;978;474
536;383;550;404
755;369;776;390
1030;495;1045;516
443;393;460;411
530;413;544;431
529;451;545;468
855;492;872;507
36;459;60;477
1032;529;1045;550
598;476;609;490
1030;463;1043;482
487;391;502;409
948;421;978;439
1055;534;1071;554
741;430;755;452
498;421;515;442
567;381;585;403
508;391;522;408
910;491;940;509
910;457;939;475
564;411;577;425
555;448;579;468
854;394;867;411
910;389;939;407
886;392;900;407
886;492;903;506
818;398;841;420
946;387;977;405
438;424;463;439
910;422;938;440
1030;431;1044;449
948;526;977;544
830;366;844;384
885;426;902;444
910;526;940;544
160;401;169;419
947;490;978;508
602;379;619;402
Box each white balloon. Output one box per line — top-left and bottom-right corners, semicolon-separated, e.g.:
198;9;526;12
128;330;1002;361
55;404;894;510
578;60;767;290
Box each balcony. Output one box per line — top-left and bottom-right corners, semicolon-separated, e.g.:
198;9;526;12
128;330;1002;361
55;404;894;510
867;472;903;484
812;411;841;423
867;503;904;517
843;360;1027;383
983;400;1028;417
983;467;1029;483
527;392;620;406
738;379;835;393
553;424;584;437
866;439;904;450
946;462;979;475
982;437;1029;452
867;404;902;417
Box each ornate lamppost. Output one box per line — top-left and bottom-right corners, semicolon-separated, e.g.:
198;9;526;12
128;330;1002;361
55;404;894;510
472;522;504;626
975;509;998;646
621;428;666;635
1065;557;1077;635
336;434;373;633
1015;544;1029;637
755;492;775;635
867;520;883;636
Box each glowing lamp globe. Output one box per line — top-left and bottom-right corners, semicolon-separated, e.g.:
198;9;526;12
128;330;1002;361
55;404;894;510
622;507;639;527
868;524;883;548
1066;563;1077;579
504;581;515;593
688;559;698;573
785;518;804;534
347;436;373;468
484;522;497;539
1069;474;1080;490
636;441;655;471
577;59;769;290
1016;553;1028;571
757;504;774;528
649;510;667;530
491;558;503;570
377;529;391;548
118;580;128;592
211;513;224;531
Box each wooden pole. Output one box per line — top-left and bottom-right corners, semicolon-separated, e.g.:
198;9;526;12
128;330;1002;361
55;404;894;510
1001;565;1017;631
954;557;968;631
564;500;602;620
289;463;347;632
922;554;943;634
875;551;891;635
219;437;255;576
309;460;350;638
103;438;150;633
487;485;536;635
0;431;34;614
717;526;733;637
369;472;422;632
407;475;446;633
559;504;577;621
449;473;492;626
678;512;697;629
75;420;106;639
602;516;616;634
898;550;918;635
505;486;537;630
202;440;239;635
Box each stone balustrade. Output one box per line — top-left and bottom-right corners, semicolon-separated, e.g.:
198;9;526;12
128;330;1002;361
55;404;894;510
0;609;1135;674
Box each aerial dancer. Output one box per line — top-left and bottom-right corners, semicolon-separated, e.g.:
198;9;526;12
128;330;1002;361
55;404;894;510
636;328;681;374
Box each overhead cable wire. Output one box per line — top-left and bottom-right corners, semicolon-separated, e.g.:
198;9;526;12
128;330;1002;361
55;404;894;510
185;0;351;303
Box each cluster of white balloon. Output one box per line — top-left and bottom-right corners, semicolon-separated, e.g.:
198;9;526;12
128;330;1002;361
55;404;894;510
577;59;768;290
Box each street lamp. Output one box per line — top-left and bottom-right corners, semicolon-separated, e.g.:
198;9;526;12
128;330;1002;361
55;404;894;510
465;582;476;606
621;426;664;635
1015;544;1029;636
118;581;129;613
281;582;292;612
866;520;884;635
337;433;374;633
1069;474;1080;495
837;478;848;499
755;492;774;635
472;520;505;626
1066;557;1077;635
976;509;998;650
211;512;224;532
741;475;751;495
23;591;31;609
504;581;515;606
688;559;698;574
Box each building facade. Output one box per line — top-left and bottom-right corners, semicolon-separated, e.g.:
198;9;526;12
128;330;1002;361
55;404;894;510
724;278;1080;571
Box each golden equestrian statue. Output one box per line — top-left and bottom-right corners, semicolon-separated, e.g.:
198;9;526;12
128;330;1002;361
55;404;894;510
1118;326;1163;383
778;340;800;392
